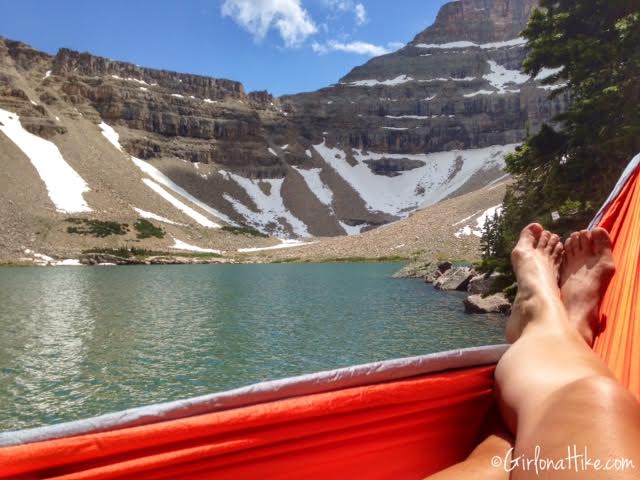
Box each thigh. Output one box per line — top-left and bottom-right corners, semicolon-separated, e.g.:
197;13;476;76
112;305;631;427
425;432;513;480
512;376;640;480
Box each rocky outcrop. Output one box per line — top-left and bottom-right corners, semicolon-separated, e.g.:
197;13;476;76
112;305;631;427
0;0;569;240
413;0;538;45
468;272;503;295
52;48;247;101
464;293;511;314
79;254;143;265
434;266;476;291
426;261;454;283
392;260;435;278
283;0;566;161
77;253;232;265
392;259;453;282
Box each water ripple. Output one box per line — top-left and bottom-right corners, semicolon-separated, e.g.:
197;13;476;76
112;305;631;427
0;264;505;430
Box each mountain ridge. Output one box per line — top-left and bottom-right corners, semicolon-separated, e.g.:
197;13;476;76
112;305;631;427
0;0;566;263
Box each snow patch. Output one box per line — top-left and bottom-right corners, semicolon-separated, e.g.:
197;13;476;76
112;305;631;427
339;221;368;236
293;167;334;206
535;67;563;81
133;207;183;226
452;210;484;227
268;147;278;157
454;205;503;238
99;122;234;227
464;89;495;98
416;37;526;50
347;75;413;87
98;122;122;151
0;108;91;213
221;172;310;238
54;259;83;266
418;77;476;83
386;115;431;120
171;238;222;254
142;179;220;228
111;75;149;85
313;140;518;217
238;239;317;253
538;83;568;91
484;60;529;94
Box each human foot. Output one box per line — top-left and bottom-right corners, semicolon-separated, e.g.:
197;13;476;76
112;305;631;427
505;224;564;343
560;228;616;346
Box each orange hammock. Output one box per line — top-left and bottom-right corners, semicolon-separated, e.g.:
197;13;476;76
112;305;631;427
1;155;638;480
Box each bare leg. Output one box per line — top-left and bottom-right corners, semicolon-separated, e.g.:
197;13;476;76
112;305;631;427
424;409;513;480
424;432;513;480
496;225;640;479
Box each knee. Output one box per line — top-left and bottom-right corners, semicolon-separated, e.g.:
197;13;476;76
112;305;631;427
563;375;635;409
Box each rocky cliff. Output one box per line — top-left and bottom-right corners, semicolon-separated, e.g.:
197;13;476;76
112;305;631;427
0;0;568;261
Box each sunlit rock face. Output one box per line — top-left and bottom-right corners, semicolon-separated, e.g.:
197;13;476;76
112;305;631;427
0;0;567;239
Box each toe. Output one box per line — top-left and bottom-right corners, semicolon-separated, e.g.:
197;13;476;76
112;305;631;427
546;234;560;254
569;232;580;254
565;236;574;256
552;242;564;263
578;230;591;252
518;223;543;248
538;230;552;250
591;227;613;254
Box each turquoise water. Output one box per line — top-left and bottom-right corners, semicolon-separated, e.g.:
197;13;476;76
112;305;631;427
0;263;506;431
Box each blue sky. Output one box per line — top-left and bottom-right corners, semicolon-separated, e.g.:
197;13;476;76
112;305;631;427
0;0;450;96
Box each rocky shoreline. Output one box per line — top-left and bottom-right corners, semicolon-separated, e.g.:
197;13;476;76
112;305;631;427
8;251;241;267
393;260;512;315
5;251;406;267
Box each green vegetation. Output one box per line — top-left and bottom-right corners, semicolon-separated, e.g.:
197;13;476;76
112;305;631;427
480;1;640;282
66;218;129;237
270;257;302;264
270;255;408;264
325;256;408;263
83;247;136;258
222;225;268;238
134;219;165;239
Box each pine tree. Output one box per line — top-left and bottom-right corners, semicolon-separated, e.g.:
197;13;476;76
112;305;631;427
481;0;640;279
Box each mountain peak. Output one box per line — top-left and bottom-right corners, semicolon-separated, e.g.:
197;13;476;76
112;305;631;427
411;0;538;45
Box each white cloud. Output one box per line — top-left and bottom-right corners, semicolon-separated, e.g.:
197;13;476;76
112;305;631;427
221;0;317;47
354;3;367;25
312;40;390;56
325;0;367;25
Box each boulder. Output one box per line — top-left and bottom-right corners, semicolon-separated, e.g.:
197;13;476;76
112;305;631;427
79;253;127;265
393;260;452;282
148;256;181;265
468;272;504;295
464;293;511;314
424;261;453;283
79;253;144;265
433;266;475;291
392;260;433;279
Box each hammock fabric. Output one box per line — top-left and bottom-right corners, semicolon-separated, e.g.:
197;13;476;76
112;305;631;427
1;153;639;480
